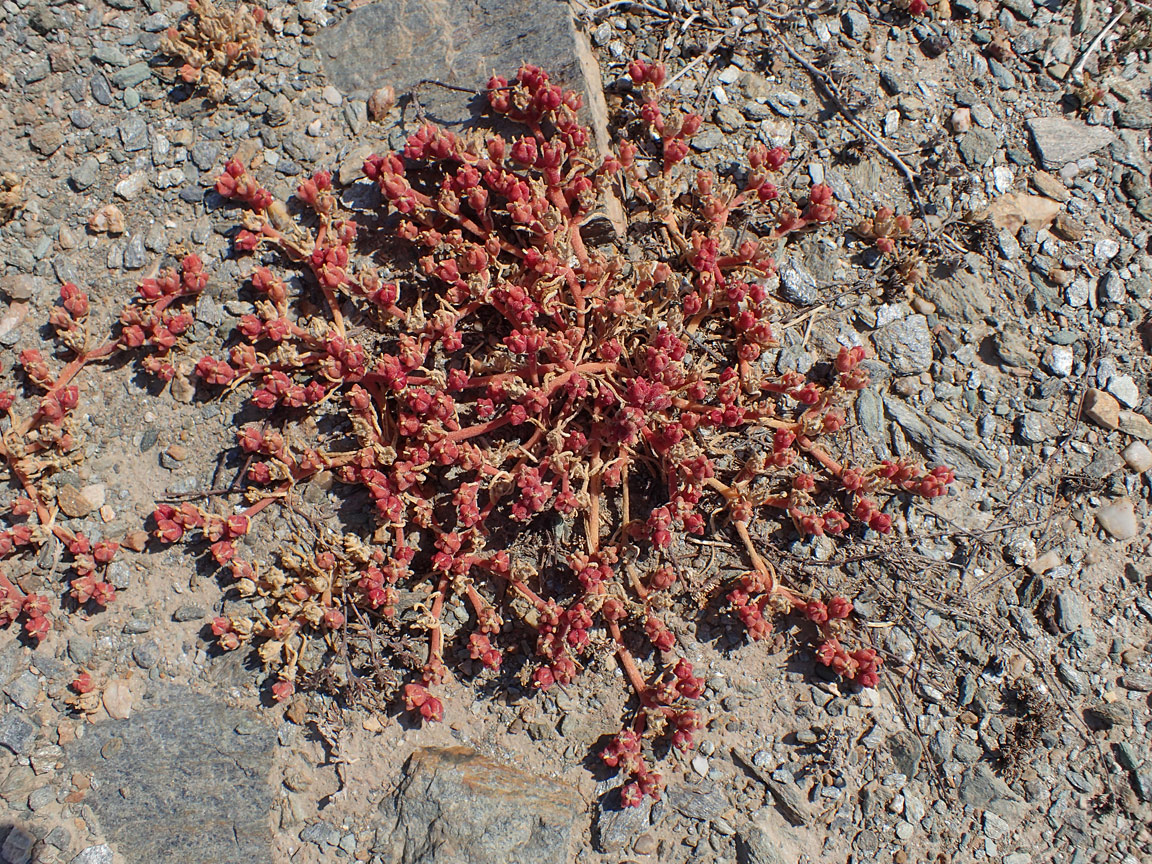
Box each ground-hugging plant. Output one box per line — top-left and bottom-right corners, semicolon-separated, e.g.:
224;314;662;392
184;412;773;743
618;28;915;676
0;277;153;640
0;62;956;805
160;0;266;102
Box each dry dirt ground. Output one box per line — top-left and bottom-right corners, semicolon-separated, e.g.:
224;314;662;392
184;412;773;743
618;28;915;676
0;0;1151;863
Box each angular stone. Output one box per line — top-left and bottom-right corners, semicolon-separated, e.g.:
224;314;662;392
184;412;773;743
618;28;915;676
1087;701;1132;728
666;783;727;820
1096;497;1138;540
887;731;923;778
110;62;151;89
65;688;276;863
958;128;999;167
1116;102;1152;130
0;713;38;756
595;794;652;853
383;746;581;864
1081;388;1119;430
1031;170;1071;202
737;806;802;864
29;125;64;156
778;260;819;306
57;483;100;518
872;314;934;375
69;846;113;864
958;763;1016;810
1026;117;1113;169
1118;410;1152;440
1121;441;1152;472
317;0;600;129
1;826;35;864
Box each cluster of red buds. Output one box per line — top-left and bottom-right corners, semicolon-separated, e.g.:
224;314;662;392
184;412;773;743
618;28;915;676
0;279;134;645
108;62;956;803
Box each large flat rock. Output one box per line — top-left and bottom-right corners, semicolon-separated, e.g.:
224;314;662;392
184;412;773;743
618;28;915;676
317;0;597;127
380;746;583;864
65;688;276;864
1026;116;1113;169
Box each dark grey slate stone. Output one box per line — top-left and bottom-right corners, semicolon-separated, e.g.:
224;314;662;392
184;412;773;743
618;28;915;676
381;746;581;864
317;0;595;128
64;688;276;864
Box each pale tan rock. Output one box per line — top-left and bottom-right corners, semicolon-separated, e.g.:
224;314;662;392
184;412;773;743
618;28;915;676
986;193;1062;234
57;484;102;518
1121;441;1152;472
1096;498;1139;540
102;680;133;720
1081;388;1119;430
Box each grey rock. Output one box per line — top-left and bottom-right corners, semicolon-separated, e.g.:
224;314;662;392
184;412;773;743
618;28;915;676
1017;413;1058;444
65;687;276;863
1115;102;1152;130
119;116;149;152
28;786;55;811
958;763;1015;810
318;0;596;128
1136;772;1152;803
132;641;160;669
194;294;224;326
0;713;37;756
854;388;887;451
928;730;953;763
958;128;999;167
46;826;71;850
1055;590;1086;632
666;784;727;820
68;637;94;665
93;45;131;67
887;731;923;778
1057;662;1088;693
1085;447;1124;479
384;746;581;864
4;673;40;710
1001;0;1035;17
70;109;94;129
1122;672;1152;692
841;9;870;38
690;127;724;151
111;62;151;89
91;74;113;105
1026;117;1113;169
595;794;652;853
882;394;1000;479
1087;701;1132;728
1098;272;1126;304
916;265;991;323
873;314;933;375
1;826;35;864
70;846;114;864
301;822;343;848
1121;170;1152;221
123;234;147;270
190;141;222;172
1115;743;1141;771
778;260;819;306
172;604;207;622
1107;374;1140;408
70;155;99;191
1042;345;1073;377
737;808;797;864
